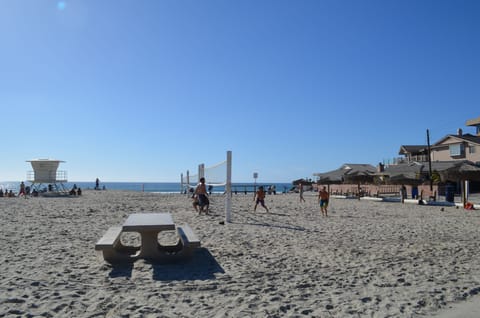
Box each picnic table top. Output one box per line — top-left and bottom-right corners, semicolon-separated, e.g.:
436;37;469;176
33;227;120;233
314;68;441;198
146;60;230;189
122;212;175;232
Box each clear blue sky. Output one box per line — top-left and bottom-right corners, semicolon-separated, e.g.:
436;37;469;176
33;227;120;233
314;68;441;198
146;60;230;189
1;0;479;183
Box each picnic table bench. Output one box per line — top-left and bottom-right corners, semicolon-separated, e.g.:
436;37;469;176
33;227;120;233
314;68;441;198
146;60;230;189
95;212;201;264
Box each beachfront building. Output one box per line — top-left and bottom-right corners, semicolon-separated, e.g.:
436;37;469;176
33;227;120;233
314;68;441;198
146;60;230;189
393;116;480;165
387;115;480;198
430;130;480;163
429;119;480;164
396;145;429;164
314;115;480;200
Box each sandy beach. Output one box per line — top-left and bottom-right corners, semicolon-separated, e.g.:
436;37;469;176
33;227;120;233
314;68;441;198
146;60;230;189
1;190;480;317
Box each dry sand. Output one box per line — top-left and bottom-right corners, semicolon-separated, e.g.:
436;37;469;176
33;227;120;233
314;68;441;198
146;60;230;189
1;191;480;317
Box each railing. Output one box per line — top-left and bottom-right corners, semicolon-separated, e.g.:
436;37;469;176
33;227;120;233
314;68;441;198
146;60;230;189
26;170;68;182
386;155;430;165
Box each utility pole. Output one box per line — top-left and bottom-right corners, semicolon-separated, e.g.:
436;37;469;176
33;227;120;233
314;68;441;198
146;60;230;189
427;129;433;191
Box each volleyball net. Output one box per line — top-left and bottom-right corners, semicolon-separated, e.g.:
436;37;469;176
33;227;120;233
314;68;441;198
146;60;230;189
180;151;232;222
181;171;199;190
203;159;229;186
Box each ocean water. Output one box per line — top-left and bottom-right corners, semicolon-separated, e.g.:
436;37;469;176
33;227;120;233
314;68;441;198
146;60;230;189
0;181;293;194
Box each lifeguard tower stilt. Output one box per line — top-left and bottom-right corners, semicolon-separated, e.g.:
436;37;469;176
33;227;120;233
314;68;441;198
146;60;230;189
26;159;68;195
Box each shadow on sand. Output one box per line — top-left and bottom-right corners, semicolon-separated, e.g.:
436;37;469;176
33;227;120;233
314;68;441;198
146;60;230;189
106;248;224;281
108;263;135;278
151;248;224;281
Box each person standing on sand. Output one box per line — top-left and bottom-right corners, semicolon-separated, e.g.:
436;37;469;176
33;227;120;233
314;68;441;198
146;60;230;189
18;181;26;196
318;186;329;216
195;177;210;215
299;183;306;202
254;186;269;212
400;185;407;203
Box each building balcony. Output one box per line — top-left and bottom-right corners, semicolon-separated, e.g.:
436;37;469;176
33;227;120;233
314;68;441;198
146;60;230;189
386;155;430;166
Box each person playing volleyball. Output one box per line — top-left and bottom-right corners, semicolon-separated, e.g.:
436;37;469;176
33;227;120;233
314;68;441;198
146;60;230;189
195;177;210;215
254;186;269;212
318;186;329;216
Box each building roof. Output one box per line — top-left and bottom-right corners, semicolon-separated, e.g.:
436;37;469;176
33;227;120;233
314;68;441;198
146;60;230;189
314;163;377;183
466;116;480;127
340;163;377;172
26;159;65;163
432;133;480;147
398;145;427;155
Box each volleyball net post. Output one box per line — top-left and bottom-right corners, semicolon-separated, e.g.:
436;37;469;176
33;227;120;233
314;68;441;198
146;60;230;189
225;150;232;223
199;164;205;180
180;173;183;193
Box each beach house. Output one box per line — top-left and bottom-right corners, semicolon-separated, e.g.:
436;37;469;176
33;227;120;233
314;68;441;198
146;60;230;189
392;115;480;198
314;115;480;200
429;117;480;164
395;116;480;165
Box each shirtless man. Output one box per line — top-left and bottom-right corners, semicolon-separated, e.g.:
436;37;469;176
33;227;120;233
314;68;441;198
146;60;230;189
254;186;269;212
318;186;329;217
195;177;210;214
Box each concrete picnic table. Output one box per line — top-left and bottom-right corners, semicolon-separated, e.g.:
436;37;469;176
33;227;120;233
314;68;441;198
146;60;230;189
122;212;176;259
95;212;200;263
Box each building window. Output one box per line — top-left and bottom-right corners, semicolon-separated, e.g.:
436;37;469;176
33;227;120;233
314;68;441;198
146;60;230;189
449;144;464;156
470;145;476;154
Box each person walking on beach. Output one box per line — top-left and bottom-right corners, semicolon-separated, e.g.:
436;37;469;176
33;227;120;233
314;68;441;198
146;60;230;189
318;186;329;216
254;186;269;212
299;183;306;202
195;177;210;215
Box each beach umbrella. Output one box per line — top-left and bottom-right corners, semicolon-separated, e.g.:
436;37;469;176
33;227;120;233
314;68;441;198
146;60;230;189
315;163;377;185
343;170;375;184
435;161;480;182
382;163;425;185
387;173;424;185
433;161;480;205
314;169;344;184
342;170;376;199
292;178;313;186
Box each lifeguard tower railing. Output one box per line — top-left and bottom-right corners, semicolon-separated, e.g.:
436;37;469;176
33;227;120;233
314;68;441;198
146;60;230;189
27;170;68;183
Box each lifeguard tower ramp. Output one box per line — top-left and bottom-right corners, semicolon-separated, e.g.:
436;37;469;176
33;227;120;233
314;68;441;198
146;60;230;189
26;159;68;195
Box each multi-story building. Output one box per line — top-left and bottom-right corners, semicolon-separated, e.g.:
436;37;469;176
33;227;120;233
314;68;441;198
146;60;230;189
430;116;480;164
396;115;480;165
